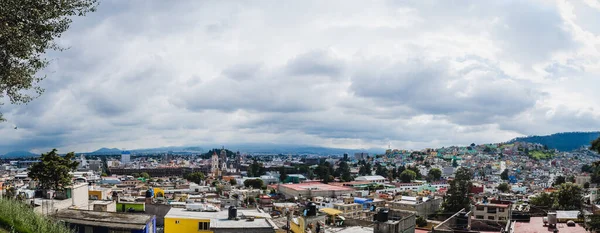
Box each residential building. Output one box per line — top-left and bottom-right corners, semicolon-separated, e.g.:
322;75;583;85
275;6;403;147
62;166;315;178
473;203;510;221
164;207;278;233
278;183;354;199
387;196;443;217
576;175;591;186
54;209;156;233
121;151;131;165
333;197;364;219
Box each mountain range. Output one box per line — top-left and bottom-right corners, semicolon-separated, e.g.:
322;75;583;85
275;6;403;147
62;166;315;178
3;131;599;158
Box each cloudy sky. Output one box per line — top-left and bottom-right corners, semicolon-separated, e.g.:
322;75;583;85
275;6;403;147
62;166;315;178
1;0;600;154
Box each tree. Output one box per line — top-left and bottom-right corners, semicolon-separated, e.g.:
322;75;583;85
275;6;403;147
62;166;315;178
592;136;600;154
230;179;237;186
248;159;265;177
336;161;353;182
530;192;554;209
0;0;98;121
407;166;422;180
428;168;442;181
416;216;428;227
555;182;583;210
139;172;150;180
28;149;78;191
400;170;417;183
316;162;333;183
183;172;205;184
279;166;288;182
553;176;566;186
442;167;473;214
500;169;509;180
452;159;458;168
497;183;510;193
584;182;590;189
244;179;264;189
101;172;108;177
358;161;372;176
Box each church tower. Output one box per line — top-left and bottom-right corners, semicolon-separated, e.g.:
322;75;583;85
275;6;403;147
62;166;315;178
211;151;219;177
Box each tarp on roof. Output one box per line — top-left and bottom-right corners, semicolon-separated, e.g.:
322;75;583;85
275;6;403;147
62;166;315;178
319;208;342;215
354;198;371;204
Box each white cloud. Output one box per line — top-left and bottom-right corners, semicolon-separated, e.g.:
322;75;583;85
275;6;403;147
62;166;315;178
1;0;600;154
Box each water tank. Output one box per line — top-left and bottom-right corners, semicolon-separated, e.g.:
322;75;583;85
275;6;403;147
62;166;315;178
145;188;154;198
228;206;237;219
456;211;469;229
377;208;389;222
306;202;317;216
548;212;557;226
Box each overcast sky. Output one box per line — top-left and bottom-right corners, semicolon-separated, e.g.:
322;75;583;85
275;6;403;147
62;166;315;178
1;0;600;154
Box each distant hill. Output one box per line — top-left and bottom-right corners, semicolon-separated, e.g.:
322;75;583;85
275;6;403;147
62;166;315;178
510;132;600;151
1;150;38;158
90;147;122;155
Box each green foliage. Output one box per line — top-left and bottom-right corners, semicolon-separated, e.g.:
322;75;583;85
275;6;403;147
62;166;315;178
316;161;333;183
229;179;237;186
584;182;590;189
183;172;205;184
593;137;600;154
0;0;97;121
139;172;150;179
555;183;583;210
247;159;265;177
452;159;458;167
0;199;73;233
244;179;264;189
529;192;554;209
279;166;288;182
416;216;428;227
336;161;353;182
587;215;600;232
28;149;78;191
442;167;473;214
528;150;555;160
428;168;442;181
500;169;509;180
530;183;583;210
407;166;422;180
399;170;416;183
358;161;371;176
100;172;108;177
553;176;566;186
497;183;510;193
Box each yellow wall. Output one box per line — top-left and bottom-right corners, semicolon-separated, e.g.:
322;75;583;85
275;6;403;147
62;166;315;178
153;188;165;198
290;217;305;233
89;190;102;199
165;217;212;233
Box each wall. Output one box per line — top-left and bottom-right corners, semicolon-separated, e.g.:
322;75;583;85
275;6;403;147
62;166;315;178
145;203;172;227
71;183;90;209
164;217;212;233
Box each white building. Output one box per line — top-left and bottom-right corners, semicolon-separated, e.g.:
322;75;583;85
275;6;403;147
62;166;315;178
120;151;131;164
355;175;386;183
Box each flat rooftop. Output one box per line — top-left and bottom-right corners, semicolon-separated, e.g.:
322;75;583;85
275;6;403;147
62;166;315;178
165;208;276;229
514;217;586;233
279;183;354;191
54;209;152;230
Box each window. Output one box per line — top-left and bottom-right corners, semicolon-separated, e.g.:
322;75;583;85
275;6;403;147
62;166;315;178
85;226;93;233
498;208;505;212
476;215;484;219
175;220;180;224
476;206;485;211
109;230;129;233
499;217;506;220
488;216;495;220
199;222;210;230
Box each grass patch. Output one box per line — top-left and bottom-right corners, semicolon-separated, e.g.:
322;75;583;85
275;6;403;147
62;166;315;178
0;199;73;233
528;150;555;160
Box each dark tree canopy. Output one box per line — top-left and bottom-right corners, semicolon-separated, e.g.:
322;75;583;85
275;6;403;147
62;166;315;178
183;172;205;184
399;170;416;183
427;168;442;181
28;149;79;191
442;167;473;214
244;179;264;189
592;137;600;154
0;0;98;121
500;169;509;180
497;183;510;193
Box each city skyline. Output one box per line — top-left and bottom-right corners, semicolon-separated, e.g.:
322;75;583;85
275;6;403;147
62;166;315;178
1;0;600;154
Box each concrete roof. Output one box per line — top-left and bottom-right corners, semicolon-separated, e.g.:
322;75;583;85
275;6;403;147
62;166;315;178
54;209;152;230
165;208;275;229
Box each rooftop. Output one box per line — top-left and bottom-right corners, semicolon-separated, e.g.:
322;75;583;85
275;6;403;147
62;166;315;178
515;217;585;233
54;209;152;230
165;208;276;229
279;183;354;191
